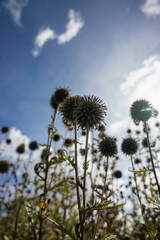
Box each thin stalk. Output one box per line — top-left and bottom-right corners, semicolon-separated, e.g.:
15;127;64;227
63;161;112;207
44;107;59;195
130;155;157;240
93;156;109;240
82;125;90;240
40;107;59;240
144;121;160;196
38;218;43;240
74;124;82;232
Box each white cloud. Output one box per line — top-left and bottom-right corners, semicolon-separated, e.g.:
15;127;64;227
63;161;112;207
120;55;160;94
32;9;84;57
120;55;160;111
109;120;129;135
3;0;29;27
34;27;56;48
57;9;84;44
32;27;56;57
140;0;160;16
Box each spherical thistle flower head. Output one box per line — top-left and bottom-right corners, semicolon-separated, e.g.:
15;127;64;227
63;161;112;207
113;170;122;179
99;137;117;157
6;139;11;144
1;126;9;134
16;144;25;154
121;137;138;155
64;138;74;147
0;160;10;174
53;133;61;142
130;99;154;124
75;95;107;129
50;87;70;109
29;141;39;151
60;95;82;125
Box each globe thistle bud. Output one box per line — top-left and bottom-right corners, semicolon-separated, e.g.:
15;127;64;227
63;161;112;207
50;88;70;109
99;137;117;157
121;137;138;155
1;126;9;134
127;129;131;134
135;158;141;164
50;95;59;110
29;141;39;151
98;124;106;132
80;148;86;156
113;170;122;179
60;95;82;125
75;95;107;129
64;138;74;147
6;139;11;144
0;160;10;174
142;138;148;148
16;144;25;154
130;99;154;124
53;134;61;142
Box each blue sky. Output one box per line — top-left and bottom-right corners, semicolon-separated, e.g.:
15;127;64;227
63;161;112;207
1;0;160;144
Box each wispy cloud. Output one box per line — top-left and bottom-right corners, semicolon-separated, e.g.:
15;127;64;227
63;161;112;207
57;9;84;44
140;0;160;16
32;9;84;57
120;55;159;95
3;0;30;27
109;55;160;135
32;27;56;57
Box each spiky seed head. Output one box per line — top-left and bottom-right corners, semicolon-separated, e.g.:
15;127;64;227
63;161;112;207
0;160;10;174
130;99;154;123
64;138;73;147
60;95;82;125
53;134;61;142
16;144;25;154
29;141;39;151
113;170;122;178
75;95;107;129
99;137;117;157
121;137;138;155
1;126;9;134
50;87;70;109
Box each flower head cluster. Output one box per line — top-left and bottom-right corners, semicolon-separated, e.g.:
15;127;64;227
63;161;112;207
99;137;117;157
50;87;70;110
75;95;107;129
0;160;10;174
130;99;154;124
121;137;138;155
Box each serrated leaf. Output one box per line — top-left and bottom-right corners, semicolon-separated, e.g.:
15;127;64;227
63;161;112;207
129;167;152;173
47;216;78;240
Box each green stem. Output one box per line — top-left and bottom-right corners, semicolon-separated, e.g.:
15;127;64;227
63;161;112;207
93;156;109;240
144;121;160;196
74;124;82;236
82;125;90;240
130;155;157;240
